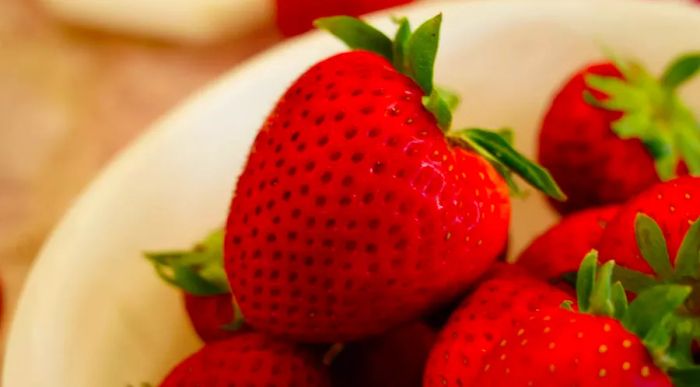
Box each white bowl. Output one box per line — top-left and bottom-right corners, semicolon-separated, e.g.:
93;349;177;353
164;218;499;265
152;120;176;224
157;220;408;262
5;0;700;386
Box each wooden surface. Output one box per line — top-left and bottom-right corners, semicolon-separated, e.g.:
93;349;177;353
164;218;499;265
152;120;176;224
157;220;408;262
0;0;280;363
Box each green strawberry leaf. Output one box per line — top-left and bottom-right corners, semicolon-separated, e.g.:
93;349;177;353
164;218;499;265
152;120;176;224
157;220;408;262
405;13;442;95
673;217;700;279
314;16;393;61
221;297;245;331
666;316;696;368
589;260;616;316
674;105;700;175
491;160;524;198
436;86;461;111
560;300;574;311
450;128;566;200
585;74;648;113
635;213;674;280
612;265;659;294
623;284;691;339
611;281;628;320
576;250;598;313
661;53;700;90
422;90;453;130
495;128;514;146
643;315;674;365
391;16;411;71
670;367;700;387
144;228;229;296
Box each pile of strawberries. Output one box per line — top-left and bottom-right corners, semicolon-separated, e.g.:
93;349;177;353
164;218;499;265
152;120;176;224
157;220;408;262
146;14;700;386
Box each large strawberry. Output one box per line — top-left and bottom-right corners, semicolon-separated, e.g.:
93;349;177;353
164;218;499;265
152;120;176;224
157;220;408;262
474;253;699;386
539;53;700;214
516;205;619;283
423;264;570;386
330;321;436;387
275;0;413;36
224;15;563;343
159;332;331;386
146;229;243;342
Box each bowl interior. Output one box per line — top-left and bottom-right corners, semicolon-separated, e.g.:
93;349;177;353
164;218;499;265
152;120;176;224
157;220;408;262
5;1;700;386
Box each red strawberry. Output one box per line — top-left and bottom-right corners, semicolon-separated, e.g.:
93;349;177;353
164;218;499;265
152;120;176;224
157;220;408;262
598;176;700;275
539;53;700;214
594;177;700;331
330;322;436;387
423;264;570;386
224;15;563;342
516;205;619;282
275;0;413;36
473;254;697;387
183;293;237;342
476;310;671;386
146;229;243;342
159;332;331;386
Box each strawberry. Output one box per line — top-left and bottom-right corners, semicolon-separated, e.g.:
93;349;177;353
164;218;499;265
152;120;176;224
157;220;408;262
330;322;436;387
275;0;413;36
423;264;570;386
182;293;237;342
539;53;700;214
159;332;331;386
516;205;619;282
591;178;700;336
474;253;699;387
146;229;243;342
598;176;700;276
224;15;563;343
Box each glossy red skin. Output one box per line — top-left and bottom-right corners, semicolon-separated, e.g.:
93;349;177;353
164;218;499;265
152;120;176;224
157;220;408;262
423;265;571;386
539;62;660;214
183;293;236;342
275;0;413;36
475;309;671;386
331;322;436;387
160;332;330;386
598;176;700;274
516;205;619;280
224;51;510;343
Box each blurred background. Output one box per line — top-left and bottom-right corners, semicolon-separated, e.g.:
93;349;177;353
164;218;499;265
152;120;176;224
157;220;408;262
0;0;697;367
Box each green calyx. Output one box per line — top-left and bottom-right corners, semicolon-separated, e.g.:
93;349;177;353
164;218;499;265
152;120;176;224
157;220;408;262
612;213;700;312
571;252;699;384
145;228;230;296
315;15;565;201
315;14;455;129
585;52;700;179
146;228;247;332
